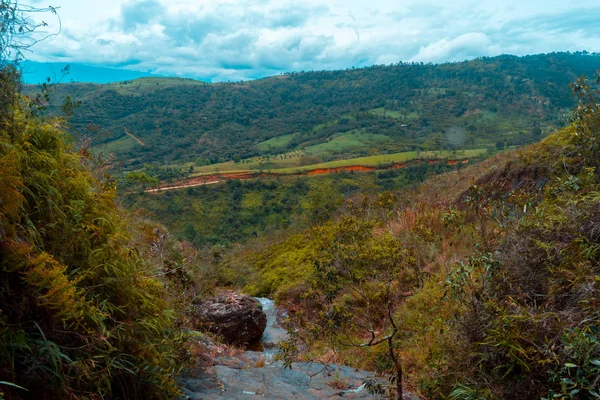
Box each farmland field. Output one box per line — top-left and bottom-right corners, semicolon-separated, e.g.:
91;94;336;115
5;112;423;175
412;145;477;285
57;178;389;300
187;148;487;176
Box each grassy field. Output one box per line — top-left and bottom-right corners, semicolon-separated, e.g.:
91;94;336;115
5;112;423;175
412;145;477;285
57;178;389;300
188;151;307;175
187;148;488;176
93;135;140;154
257;132;299;151
303;130;392;156
106;77;206;95
272;149;487;174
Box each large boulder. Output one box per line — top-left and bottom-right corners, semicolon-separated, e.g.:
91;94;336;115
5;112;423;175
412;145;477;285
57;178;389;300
193;294;267;346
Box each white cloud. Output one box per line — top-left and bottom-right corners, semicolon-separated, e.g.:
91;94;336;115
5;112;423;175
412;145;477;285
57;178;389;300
26;0;600;81
411;32;495;63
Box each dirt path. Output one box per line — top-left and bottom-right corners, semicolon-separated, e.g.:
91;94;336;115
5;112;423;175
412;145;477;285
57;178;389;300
145;179;220;192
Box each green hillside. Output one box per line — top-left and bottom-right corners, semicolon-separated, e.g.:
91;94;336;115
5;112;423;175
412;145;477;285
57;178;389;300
124;160;471;247
216;73;600;399
27;52;600;172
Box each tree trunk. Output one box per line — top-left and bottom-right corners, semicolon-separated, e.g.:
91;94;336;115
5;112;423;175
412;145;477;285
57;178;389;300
388;334;402;400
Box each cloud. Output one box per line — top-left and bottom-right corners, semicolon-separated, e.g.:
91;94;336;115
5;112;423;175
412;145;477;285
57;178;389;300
28;0;600;82
262;5;329;28
508;8;600;37
411;32;494;63
120;0;166;32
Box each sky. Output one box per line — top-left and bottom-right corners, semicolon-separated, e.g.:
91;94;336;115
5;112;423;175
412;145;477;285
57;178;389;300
22;0;600;82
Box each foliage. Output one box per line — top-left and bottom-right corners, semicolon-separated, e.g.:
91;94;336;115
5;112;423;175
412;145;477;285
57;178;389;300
26;52;600;171
543;326;600;400
125;161;467;249
276;216;422;399
570;74;600;169
0;98;185;398
434;73;600;399
0;1;59;62
228;74;600;400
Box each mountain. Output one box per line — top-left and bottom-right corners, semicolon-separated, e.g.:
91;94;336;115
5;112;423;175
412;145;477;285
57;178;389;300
26;52;600;171
20;61;162;84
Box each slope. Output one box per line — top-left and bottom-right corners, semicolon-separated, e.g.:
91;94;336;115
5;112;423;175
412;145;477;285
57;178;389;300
0;77;192;398
25;52;600;172
211;73;600;399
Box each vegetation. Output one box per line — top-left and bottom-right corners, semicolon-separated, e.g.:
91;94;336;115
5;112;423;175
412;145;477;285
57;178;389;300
211;73;600;399
187;148;485;175
433;73;600;399
124;160;471;247
0;94;191;399
26;52;600;173
0;5;195;398
276;215;423;400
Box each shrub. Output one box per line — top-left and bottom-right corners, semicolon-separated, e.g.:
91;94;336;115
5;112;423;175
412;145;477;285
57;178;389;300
0;98;183;398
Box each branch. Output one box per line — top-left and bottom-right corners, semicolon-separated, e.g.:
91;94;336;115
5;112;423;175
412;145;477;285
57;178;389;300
359;334;394;347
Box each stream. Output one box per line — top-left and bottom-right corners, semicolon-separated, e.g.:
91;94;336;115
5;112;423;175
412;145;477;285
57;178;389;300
246;298;288;355
180;298;416;399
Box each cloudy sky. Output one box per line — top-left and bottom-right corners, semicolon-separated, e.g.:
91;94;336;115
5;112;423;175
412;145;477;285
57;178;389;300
26;0;600;82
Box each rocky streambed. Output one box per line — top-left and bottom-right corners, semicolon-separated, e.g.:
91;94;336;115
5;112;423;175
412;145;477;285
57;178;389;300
182;297;418;399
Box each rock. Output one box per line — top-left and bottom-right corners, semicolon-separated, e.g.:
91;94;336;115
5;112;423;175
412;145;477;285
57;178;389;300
181;359;389;399
193;294;267;346
181;296;421;399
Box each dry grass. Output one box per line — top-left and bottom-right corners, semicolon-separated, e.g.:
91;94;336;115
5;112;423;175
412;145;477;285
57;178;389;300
327;372;351;390
413;152;512;204
254;356;266;368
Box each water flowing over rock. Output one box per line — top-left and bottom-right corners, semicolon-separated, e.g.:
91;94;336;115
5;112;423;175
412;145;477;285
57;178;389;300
192;294;267;346
182;297;420;399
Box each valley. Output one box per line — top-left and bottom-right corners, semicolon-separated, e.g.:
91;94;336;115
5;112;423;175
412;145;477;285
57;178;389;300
31;52;600;252
3;12;600;397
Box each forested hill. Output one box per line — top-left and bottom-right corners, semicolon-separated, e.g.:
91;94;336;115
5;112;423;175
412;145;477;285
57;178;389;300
28;52;600;169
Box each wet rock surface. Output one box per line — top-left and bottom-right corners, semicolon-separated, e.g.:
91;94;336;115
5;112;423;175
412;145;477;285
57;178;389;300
183;297;420;399
181;354;383;399
192;294;267;346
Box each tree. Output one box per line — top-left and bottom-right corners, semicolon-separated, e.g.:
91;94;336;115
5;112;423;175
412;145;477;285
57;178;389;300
570;72;600;169
279;217;423;399
532;120;542;139
1;1;59;132
182;222;197;243
124;170;159;190
1;1;59;62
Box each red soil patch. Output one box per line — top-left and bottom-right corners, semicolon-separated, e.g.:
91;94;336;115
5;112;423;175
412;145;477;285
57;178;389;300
145;159;471;192
305;165;377;175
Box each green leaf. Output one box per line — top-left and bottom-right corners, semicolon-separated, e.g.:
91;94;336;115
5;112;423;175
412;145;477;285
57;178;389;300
562;377;575;386
0;381;28;391
564;363;578;368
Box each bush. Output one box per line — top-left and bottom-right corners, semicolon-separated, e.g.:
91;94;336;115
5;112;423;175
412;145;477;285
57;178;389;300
0;96;183;398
